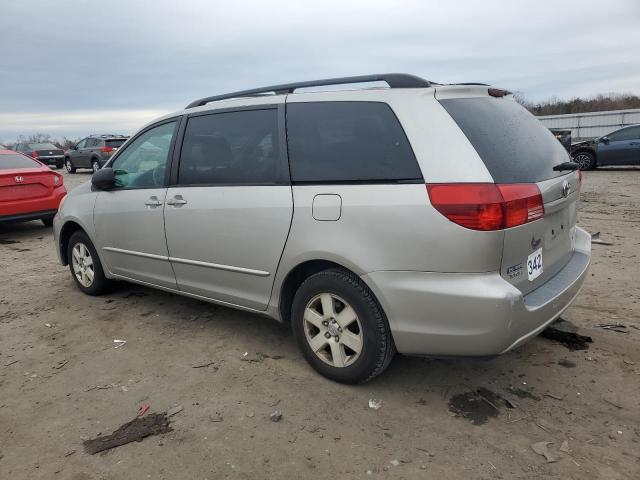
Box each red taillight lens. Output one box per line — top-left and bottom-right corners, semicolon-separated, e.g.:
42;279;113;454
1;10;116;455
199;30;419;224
426;183;544;231
100;146;113;153
31;150;39;158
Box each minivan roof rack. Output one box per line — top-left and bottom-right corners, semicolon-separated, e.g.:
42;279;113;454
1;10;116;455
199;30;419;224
185;73;432;109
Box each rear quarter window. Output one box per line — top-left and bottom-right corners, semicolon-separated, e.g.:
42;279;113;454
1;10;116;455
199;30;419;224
287;102;422;183
0;153;41;169
439;97;569;183
106;139;127;148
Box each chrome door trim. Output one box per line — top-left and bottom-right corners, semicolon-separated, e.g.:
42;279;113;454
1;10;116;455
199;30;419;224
168;256;270;277
103;246;169;261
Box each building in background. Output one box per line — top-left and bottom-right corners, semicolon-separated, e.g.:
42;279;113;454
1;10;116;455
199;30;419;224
538;109;640;142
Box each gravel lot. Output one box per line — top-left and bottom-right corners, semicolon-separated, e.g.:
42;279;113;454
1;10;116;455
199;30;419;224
1;168;639;479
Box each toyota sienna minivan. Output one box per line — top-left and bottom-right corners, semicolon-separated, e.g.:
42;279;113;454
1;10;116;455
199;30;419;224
53;74;591;383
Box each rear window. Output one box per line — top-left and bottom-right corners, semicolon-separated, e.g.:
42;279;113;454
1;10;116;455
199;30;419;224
106;139;127;148
287;102;422;183
28;143;58;150
439;97;569;183
0;153;41;169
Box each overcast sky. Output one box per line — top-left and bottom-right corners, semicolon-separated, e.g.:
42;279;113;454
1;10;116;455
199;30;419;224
1;0;639;142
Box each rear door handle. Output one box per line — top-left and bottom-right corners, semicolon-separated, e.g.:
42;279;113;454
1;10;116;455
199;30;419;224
166;195;187;206
144;196;163;207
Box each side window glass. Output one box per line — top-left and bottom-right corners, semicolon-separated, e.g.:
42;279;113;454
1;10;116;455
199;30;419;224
178;109;280;185
287;102;422;183
111;121;176;188
77;139;87;149
607;127;640;142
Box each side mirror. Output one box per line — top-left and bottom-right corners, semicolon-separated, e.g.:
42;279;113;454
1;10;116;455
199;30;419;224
600;136;610;144
92;167;116;190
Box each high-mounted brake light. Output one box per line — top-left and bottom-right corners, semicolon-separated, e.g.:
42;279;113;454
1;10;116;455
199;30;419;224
488;88;510;98
100;146;114;153
426;183;544;231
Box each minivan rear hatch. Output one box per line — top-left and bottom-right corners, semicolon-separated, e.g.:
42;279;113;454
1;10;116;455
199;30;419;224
437;89;580;295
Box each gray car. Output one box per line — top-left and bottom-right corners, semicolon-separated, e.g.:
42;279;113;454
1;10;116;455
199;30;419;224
53;74;591;383
64;135;128;174
571;124;640;169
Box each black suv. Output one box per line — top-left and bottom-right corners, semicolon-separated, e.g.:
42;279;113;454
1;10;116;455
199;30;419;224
64;135;129;173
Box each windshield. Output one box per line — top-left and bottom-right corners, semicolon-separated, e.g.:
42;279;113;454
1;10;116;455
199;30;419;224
29;143;59;150
439;97;570;183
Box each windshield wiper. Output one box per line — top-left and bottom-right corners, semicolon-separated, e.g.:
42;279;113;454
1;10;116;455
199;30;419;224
553;162;579;171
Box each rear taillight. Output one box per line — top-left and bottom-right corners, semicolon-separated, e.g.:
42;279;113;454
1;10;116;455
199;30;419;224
577;170;583;192
426;183;544;231
31;150;39;159
100;146;114;153
53;173;62;186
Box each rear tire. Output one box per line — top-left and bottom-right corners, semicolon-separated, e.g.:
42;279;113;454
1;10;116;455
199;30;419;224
67;231;111;295
65;158;76;174
572;151;596;170
91;159;101;173
291;268;395;384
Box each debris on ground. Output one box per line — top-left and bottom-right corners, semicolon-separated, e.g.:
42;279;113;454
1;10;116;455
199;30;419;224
595;323;628;333
53;360;68;370
270;410;283;422
540;319;592;350
591;232;613;246
166;405;184;417
531;441;558;463
83;412;172;454
558;359;576;368
559;440;570;454
64;449;76;457
137;404;150;417
240;352;284;363
85;383;118;392
448;387;514;425
507;386;540;401
368;399;382;410
190;360;218;369
389;459;400;467
113;339;126;349
44;323;52;328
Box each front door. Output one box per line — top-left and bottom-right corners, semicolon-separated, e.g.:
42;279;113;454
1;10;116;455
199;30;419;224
598;126;640;165
163;106;293;310
93;120;179;288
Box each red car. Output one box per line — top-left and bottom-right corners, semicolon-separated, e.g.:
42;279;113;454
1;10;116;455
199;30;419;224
0;149;67;226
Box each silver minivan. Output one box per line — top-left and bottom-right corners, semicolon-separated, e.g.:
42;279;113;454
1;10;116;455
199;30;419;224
53;74;591;383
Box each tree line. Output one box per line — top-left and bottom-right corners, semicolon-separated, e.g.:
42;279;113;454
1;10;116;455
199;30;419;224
514;92;640;116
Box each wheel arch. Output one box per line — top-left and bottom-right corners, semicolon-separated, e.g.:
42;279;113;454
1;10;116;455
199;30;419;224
277;259;379;325
59;220;87;265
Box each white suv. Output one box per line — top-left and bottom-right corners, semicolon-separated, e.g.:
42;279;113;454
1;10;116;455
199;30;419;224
54;74;591;383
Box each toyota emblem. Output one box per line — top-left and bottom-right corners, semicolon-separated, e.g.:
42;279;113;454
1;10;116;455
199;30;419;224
14;175;24;183
562;180;570;198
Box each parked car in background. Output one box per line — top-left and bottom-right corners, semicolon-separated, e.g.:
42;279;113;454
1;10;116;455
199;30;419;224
571;124;640;169
64;135;129;173
53;74;591;383
14;142;65;169
1;148;67;226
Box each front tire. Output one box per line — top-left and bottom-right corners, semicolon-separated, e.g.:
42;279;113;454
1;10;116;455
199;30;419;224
291;269;395;384
572;151;596;170
65;158;76;174
67;231;111;295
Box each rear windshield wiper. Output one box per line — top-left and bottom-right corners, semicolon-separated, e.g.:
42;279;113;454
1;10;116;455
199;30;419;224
553;162;579;171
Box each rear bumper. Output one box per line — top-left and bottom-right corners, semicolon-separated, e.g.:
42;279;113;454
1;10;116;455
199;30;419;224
0;187;67;223
0;209;57;223
362;227;591;356
37;156;65;165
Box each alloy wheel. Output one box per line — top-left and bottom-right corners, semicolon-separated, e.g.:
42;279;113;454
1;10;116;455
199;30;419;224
92;161;100;173
65;160;73;173
573;153;592;170
303;293;363;368
71;242;95;287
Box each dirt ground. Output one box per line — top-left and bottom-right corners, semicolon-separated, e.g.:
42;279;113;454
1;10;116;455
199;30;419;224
1;168;639;480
